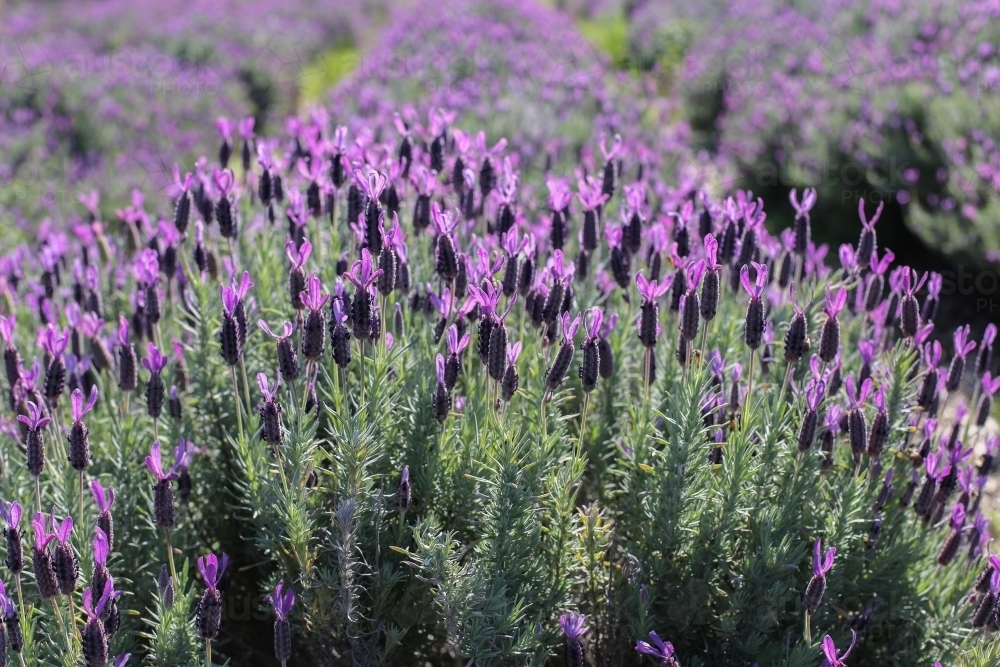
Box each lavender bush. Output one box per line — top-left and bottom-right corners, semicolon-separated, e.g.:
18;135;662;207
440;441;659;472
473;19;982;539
0;1;999;666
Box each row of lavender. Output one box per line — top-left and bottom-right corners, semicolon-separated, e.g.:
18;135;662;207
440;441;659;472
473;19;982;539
570;0;1000;272
0;89;998;664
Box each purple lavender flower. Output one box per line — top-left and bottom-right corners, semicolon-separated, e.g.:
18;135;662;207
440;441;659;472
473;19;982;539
1;501;24;574
270;580;296;663
546;312;581;393
856;198;884;267
560;612;587;667
40;325;70;403
898;269;928;339
82;578;119;667
1;314;21;390
635;631;679;666
260;320;299;382
142;343;169;419
937;503;966;565
946;325;977;393
51;511;78;596
432;354;451;423
790;187;817;255
91;481;115;549
31;511;60;599
739;261;768;350
501;341;522;402
444;325;471;391
821;630;857;667
580;308;603;393
635;271;673;348
286;238;312;311
975;323;996;376
146;440;185;528
344;249;383;342
196;552;229;639
818;288;848;363
803;538;836;615
18;401;50;477
257;373;283;446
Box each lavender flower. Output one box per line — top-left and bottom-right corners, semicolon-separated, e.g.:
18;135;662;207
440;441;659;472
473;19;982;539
821;630;856;667
635;630;679;666
580;308;603;393
818;289;847;363
219;286;242;366
803;538;836;615
82;579;117;667
40;325;70;403
17;401;50;477
789;187;817;256
343;250;383;342
856;198;884;268
270;580;296;663
286;239;312;311
797;381;824;452
739;261;768;350
0;586;22;654
142;343;168;419
91;527;111;598
51;512;78;596
31;511;60;599
145;440;185;528
501;342;522;402
196;552;229;639
444;325;470;391
867;385;889;459
635;271;672;348
1;315;20;390
560;612;587;667
432;354;451;423
937;504;966;566
257;373;283;446
546;313;581;393
975;324;996;377
949;326;980;391
91;481;115;549
0;502;23;574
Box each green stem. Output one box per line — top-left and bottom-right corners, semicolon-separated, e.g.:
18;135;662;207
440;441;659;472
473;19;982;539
239;356;253;422
206;638;213;666
231;366;243;439
742;349;755;434
165;528;178;586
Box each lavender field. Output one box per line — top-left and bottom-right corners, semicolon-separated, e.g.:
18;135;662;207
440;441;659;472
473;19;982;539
0;0;999;665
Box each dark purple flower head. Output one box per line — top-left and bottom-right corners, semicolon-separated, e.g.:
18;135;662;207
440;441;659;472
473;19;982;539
925;451;951;481
285;238;312;271
259;320;294;341
859;199;884;231
40;325;70;358
739;262;768;298
635;272;673;303
300;275;330;313
824;288;848;318
270;580;295;621
257;373;279;404
430;202;459;237
584;308;604;344
344;249;384;292
134;249;159;286
561;312;582;344
869;249;894;276
93;527;110;566
32;511;57;551
953;325;977;359
0;501;22;529
821;630;857;667
17;401;50;431
145;440;183;482
197;552;229;593
90;481;115;515
559;612;587;641
635;631;675;662
813;538;836;576
142;343;169;374
220;286;239;317
446;326;470;355
790;187;817;217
